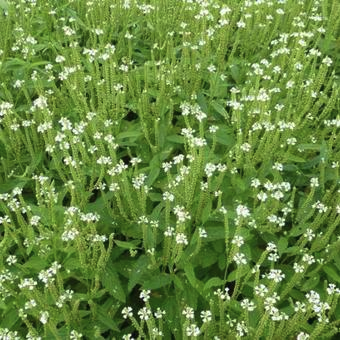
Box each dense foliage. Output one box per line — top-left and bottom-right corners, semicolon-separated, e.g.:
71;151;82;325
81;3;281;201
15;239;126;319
0;0;339;339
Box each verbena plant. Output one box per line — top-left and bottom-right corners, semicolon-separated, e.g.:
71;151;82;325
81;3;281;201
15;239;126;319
0;0;339;339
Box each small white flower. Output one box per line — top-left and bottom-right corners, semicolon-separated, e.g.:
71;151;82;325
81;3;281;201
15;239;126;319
39;311;49;324
302;254;315;265
186;324;200;337
122;334;134;340
236;204;250;218
251;178;261;188
209;125;219;133
62;26;76;36
214;190;222;197
322;56;332;67
293;262;305;273
55;55;65;63
200;310;212;323
236;20;246;28
214;287;230;301
199;228;207;238
139;290;151;302
138;307;151;320
219;206;227;214
294;62;303;70
204;163;216;177
13;79;25;88
287;137;297;145
25;299;37;310
304;228;315;241
6;255;17;265
132;173;147;190
164;226;175;237
236;321;248;337
257;191;267;202
70;330;83;339
294;301;306;313
173;154;185;164
254;284;268;297
175;233;188;245
173;206;191;223
190;137;207;147
272;162;283;171
122;306;133;319
109;182;120;192
232;235;244;247
182;306;194;319
240;298;256;311
310;177;319;187
162;161;172;172
268;252;279;262
266;242;277;252
207;64;216;73
233;252;247;265
93;28;104;35
154;308;166;319
326;283;340;295
266;269;285;283
240;143;251;152
163;191;174;202
297;332;310;340
286;80;295;89
312;201;328;213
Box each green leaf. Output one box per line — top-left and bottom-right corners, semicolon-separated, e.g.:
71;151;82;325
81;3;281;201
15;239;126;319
96;305;119;331
284;246;300;254
284;153;306;163
277;237;288;255
166;135;185;144
117;130;143;139
143;273;172;290
302;274;320;291
147;167;160;186
148;193;162;202
289;224;307;237
323;264;340;283
227;265;250;282
101;266;126;303
205;225;225;241
203;277;225;291
63;256;81;272
0;177;31;194
128;255;151;292
26;60;50;70
114;240;140;249
22;256;48;271
198;246;219;268
301;155;323;170
29;205;64;226
183;262;204;292
297;143;322;151
211;100;229;119
289;288;306;301
215;126;235;147
230;62;246;84
232;176;247;192
196;92;208;113
230;64;241;83
0;307;19;329
201;199;212;223
164;298;181;339
0;0;9;10
172;275;184;291
2;58;27;72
